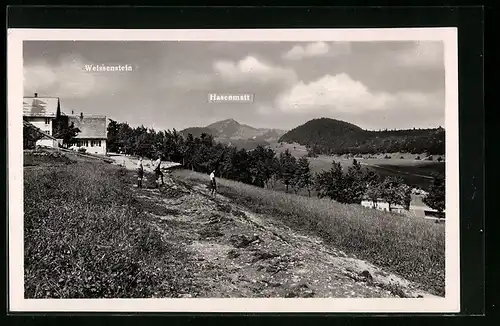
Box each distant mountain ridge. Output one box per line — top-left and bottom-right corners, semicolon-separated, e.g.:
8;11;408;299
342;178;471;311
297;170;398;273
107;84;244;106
278;118;445;155
180;119;288;150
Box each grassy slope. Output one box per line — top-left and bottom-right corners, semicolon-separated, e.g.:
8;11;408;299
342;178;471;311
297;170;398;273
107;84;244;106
24;151;195;298
175;170;445;296
23;149;445;297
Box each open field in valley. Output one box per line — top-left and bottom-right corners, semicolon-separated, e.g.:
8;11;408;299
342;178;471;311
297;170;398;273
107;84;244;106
23;148;444;298
268;142;445;191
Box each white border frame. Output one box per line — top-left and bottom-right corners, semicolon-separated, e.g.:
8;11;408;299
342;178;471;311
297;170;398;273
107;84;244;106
7;28;459;313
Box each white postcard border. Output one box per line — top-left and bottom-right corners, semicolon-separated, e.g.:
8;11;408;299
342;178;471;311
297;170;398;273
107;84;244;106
8;27;460;313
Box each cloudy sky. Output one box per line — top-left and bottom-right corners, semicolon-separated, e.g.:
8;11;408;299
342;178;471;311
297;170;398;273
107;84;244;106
23;40;445;131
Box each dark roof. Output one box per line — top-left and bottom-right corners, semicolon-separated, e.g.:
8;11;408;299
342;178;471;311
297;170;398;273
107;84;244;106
23;97;59;117
68;115;107;139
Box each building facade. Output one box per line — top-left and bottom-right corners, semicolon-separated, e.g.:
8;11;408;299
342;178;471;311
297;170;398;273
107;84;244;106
23;120;62;149
361;199;407;214
68;113;107;155
23;94;60;136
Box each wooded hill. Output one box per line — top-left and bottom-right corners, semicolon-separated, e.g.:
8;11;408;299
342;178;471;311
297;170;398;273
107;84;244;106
180;119;287;150
278;118;445;155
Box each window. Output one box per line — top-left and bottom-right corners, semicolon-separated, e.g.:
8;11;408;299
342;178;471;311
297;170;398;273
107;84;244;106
91;140;95;147
98;140;102;147
45;118;50;125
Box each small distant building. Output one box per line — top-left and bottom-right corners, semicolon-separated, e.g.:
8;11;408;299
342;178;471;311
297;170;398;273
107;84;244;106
68;112;107;155
361;199;407;214
409;205;446;220
362;196;446;220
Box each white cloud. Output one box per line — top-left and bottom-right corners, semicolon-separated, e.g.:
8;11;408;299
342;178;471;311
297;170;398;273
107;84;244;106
282;41;351;60
213;56;297;85
275;73;443;114
171;70;215;89
24;54;120;98
395;41;444;67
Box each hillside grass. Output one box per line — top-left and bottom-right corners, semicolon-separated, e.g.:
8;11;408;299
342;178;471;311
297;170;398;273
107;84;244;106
24;153;195;298
174;169;445;296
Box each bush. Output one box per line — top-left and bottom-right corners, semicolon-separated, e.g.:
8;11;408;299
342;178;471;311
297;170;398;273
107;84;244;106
415;156;421;160
384;155;391;159
437;157;443;162
77;147;87;153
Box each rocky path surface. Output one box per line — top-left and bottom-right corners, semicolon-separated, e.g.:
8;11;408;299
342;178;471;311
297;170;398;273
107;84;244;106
111;154;438;299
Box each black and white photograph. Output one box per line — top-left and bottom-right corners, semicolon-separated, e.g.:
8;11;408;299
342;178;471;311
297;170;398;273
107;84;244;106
8;28;459;313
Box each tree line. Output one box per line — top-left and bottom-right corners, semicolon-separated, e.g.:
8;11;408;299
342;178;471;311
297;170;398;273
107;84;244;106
106;119;446;215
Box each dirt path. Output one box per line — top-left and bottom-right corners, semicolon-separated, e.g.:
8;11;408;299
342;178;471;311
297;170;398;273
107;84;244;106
111;154;438;298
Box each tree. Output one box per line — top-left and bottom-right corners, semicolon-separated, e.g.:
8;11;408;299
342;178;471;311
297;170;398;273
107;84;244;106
315;160;344;202
379;176;412;212
362;169;380;187
398;183;413;210
134;126;154;158
219;146;237;179
379;177;401;211
106;119;120;153
306;145;319;158
117;123;134;155
423;174;445;213
342;159;366;204
232;149;252;184
182;133;196;169
278;149;298;193
365;182;383;208
52;120;80;146
249;145;277;188
293;156;314;196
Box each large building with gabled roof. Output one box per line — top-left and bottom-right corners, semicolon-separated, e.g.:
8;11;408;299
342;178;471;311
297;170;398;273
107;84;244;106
23;93;108;154
23;94;60;136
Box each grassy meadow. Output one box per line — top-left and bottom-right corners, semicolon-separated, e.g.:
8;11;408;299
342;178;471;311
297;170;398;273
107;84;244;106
23;147;445;298
23;150;195;298
174;169;445;296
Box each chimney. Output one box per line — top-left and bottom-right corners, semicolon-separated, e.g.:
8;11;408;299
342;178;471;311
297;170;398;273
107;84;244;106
34;93;38;98
56;99;61;118
80;112;84;120
71;110;74;115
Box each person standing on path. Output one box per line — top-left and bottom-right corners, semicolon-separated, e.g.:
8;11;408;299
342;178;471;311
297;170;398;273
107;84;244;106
136;157;144;188
209;169;217;197
154;154;164;187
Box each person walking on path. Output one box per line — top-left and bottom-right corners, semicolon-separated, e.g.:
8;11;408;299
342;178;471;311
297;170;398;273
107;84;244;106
209;169;217;197
136;157;144;188
154;154;164;187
